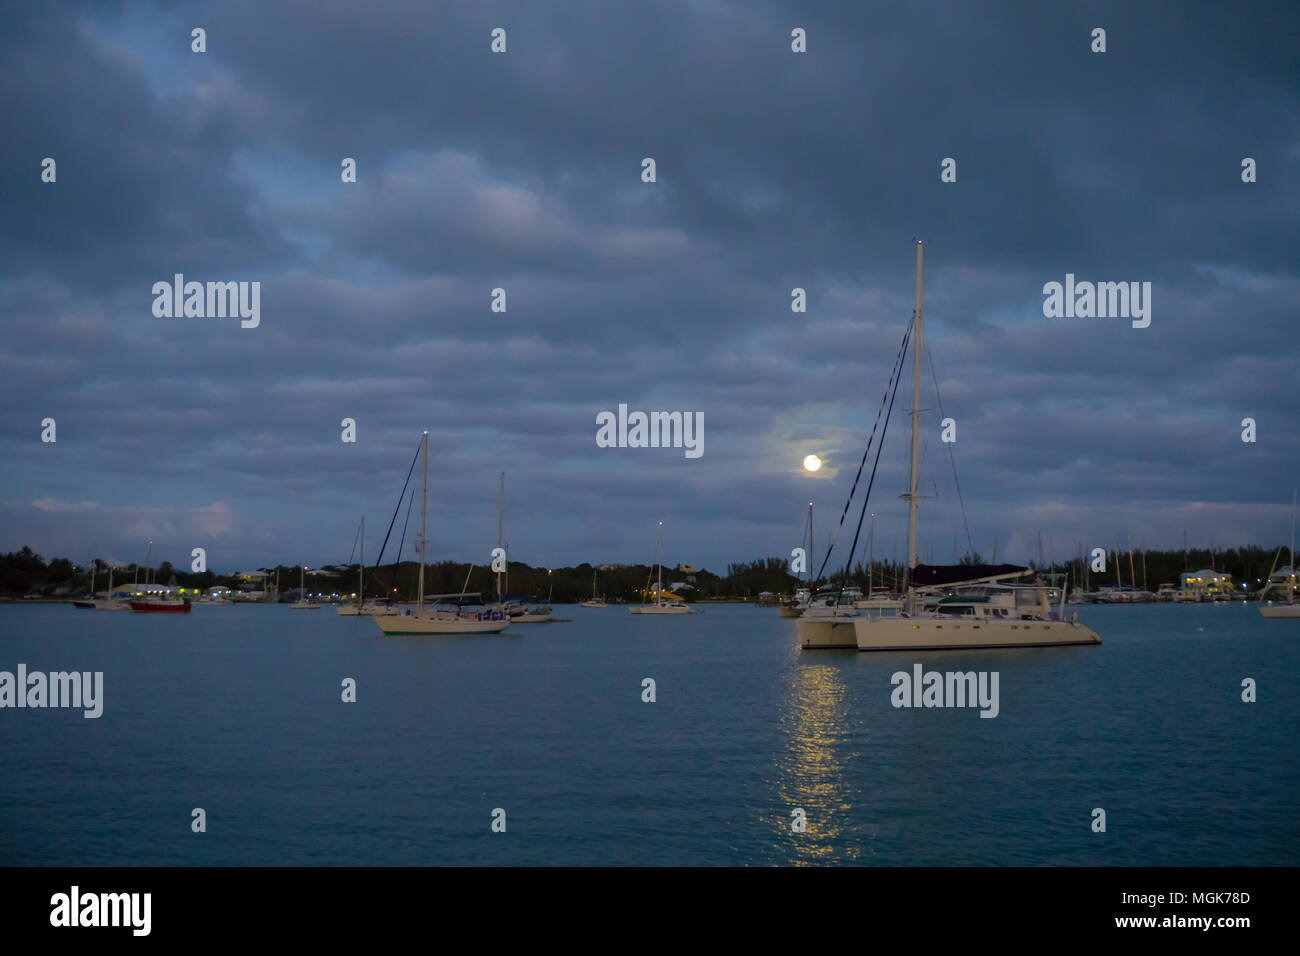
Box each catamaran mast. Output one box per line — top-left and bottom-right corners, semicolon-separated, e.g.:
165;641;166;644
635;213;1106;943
417;431;428;614
905;240;923;612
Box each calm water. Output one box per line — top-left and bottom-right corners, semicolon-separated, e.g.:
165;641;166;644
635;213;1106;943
0;602;1295;866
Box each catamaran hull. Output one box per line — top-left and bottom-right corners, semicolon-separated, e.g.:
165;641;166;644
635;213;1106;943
373;614;511;635
631;605;691;614
1259;605;1300;619
579;601;609;608
854;617;1100;651
797;618;859;648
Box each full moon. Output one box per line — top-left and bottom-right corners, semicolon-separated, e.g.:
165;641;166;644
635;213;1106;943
803;455;822;472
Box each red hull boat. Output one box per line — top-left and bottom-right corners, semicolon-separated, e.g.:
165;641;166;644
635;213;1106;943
129;599;191;613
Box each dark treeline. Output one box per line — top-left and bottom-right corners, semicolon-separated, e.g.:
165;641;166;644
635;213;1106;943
0;543;1293;600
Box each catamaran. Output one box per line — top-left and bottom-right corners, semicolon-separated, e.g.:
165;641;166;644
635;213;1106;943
797;241;1100;651
630;522;691;614
373;432;511;635
1260;491;1299;619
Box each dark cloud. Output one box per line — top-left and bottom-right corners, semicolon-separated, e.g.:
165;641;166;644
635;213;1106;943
1;0;1298;572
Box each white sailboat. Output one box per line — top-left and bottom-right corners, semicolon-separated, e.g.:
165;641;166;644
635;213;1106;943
778;502;814;618
1260;491;1299;619
629;521;690;614
73;559;130;610
338;517;388;615
796;241;1099;650
852;242;1099;652
580;569;609;607
373;432;512;635
493;474;552;622
290;564;322;609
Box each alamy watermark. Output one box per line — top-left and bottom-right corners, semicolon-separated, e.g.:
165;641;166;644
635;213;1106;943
0;664;103;718
1042;273;1150;328
50;886;150;936
152;274;260;328
596;404;703;459
891;663;999;718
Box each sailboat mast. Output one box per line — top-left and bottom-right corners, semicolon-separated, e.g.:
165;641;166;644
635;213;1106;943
658;522;664;605
1290;490;1297;604
905;240;924;610
808;501;814;588
497;472;505;602
359;517;364;608
868;513;875;592
418;431;427;614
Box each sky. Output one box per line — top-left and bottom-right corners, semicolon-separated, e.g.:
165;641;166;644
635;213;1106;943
2;0;1298;575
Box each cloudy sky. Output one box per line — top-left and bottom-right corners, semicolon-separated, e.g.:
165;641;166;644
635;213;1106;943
2;0;1298;575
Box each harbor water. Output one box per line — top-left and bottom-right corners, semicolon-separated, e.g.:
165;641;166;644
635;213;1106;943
0;602;1295;865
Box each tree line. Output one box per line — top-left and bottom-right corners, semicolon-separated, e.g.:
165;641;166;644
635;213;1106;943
0;543;1291;601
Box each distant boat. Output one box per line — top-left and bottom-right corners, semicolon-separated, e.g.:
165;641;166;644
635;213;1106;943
372;432;511;635
1260;491;1299;619
73;559;130;609
337;517;389;615
290;564;322;610
630;522;690;614
130;593;191;613
580;569;609;607
779;502;815;618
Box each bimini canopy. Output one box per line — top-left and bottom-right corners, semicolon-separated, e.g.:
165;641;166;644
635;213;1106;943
911;564;1031;588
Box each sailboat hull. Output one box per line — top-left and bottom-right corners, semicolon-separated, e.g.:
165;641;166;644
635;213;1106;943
129;600;191;614
777;606;804;618
373;613;511;635
1259;604;1300;619
630;605;690;614
338;604;388;616
853;617;1100;651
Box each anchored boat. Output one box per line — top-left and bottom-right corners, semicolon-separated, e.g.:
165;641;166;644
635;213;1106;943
373;432;511;635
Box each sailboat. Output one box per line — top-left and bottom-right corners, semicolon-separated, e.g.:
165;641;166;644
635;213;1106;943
493;473;552;622
778;502;815;617
129;541;191;612
74;558;128;610
290;564;322;609
856;513;902;610
338;517;387;615
798;241;1100;650
580;568;609;607
1260;491;1299;619
629;521;690;614
373;433;512;635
